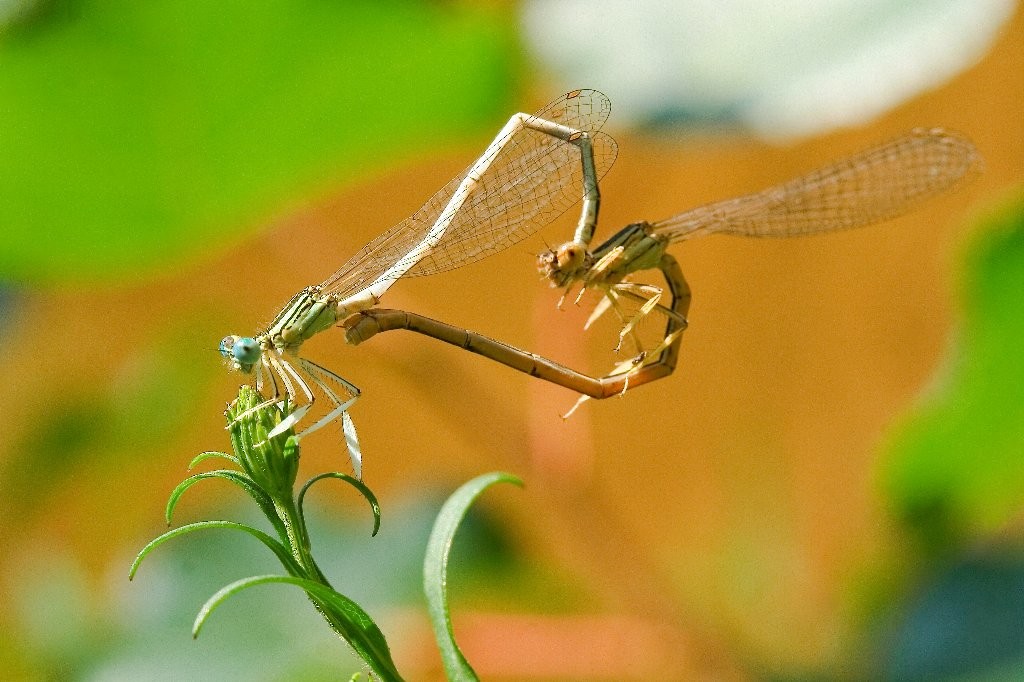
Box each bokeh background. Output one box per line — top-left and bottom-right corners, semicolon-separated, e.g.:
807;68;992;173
2;1;1023;680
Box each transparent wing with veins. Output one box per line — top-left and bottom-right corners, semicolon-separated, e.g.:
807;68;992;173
651;129;981;242
573;128;979;409
319;89;619;300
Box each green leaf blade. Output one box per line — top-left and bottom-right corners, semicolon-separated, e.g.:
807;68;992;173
423;471;523;682
129;520;302;580
165;469;288;542
194;575;403;682
188;451;240;469
298;472;382;537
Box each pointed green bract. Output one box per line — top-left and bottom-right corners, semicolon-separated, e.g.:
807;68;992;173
226;385;300;500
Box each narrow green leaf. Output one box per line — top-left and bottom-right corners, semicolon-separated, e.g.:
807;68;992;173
194;575;403;682
187;450;240;469
129;520;302;580
423;472;523;682
165;469;287;542
298;472;381;537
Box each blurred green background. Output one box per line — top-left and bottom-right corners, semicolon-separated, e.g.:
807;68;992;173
1;1;1023;679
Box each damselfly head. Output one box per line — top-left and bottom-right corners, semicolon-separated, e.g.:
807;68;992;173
219;335;261;373
537;241;588;288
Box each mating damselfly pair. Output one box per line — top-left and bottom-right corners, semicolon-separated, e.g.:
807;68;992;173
220;89;980;477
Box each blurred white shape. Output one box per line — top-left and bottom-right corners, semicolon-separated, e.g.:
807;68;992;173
522;0;1015;140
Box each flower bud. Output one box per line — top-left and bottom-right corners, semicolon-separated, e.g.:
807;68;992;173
226;385;299;498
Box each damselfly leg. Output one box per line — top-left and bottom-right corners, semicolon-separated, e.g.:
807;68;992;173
563;254;690;416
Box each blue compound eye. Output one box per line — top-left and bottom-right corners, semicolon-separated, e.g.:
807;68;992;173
218;335;237;359
232;337;261;364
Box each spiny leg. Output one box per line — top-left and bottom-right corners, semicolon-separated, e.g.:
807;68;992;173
276;354;315;405
615;254;690;385
583;288;615;329
291;358;360;439
561;349;648;419
265;353;316;436
612;281;671;353
572;245;625;306
265;353;296;404
561;281;659;417
561;290;646;418
596;284;646;354
228;355;285;427
581;280;657;356
255;359;265;394
562;254;691;417
293;358;363;478
557;281;585;310
263;355;282;403
559;244;627;336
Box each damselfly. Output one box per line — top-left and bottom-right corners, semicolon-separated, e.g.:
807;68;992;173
537;128;980;413
219;90;617;476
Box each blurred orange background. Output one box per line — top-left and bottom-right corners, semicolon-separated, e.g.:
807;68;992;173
1;2;1022;680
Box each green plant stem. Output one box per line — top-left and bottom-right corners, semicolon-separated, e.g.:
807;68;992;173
273;495;403;679
274;496;328;583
